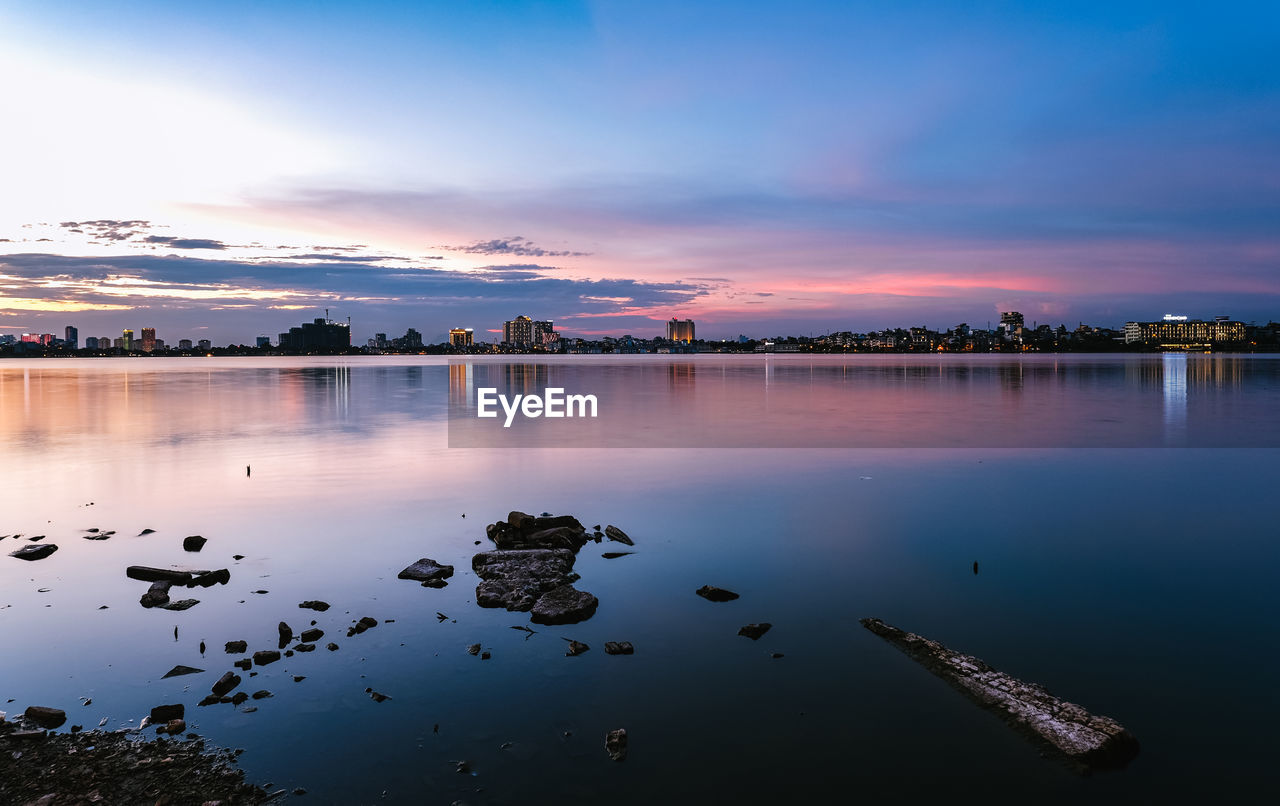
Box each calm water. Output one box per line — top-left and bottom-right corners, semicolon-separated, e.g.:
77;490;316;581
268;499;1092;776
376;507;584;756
1;355;1277;804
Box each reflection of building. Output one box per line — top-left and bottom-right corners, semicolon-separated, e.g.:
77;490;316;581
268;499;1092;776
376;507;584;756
450;328;474;347
140;328;157;352
667;318;695;342
1124;317;1245;348
278;317;351;351
504;316;533;346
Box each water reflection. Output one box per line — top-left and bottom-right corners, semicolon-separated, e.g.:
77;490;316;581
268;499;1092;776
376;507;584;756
1163;353;1187;436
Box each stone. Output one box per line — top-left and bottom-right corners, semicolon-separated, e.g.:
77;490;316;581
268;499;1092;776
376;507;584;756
234;659;252;671
530;585;599;625
126;566;193;584
696;585;740;602
148;705;184;726
366;689;389;703
298;600;330;611
604;641;634;655
23;706;66;729
161;666;203;679
138;528;156;535
299;628;323;642
601;552;633;559
278;622;293;642
293;643;316;652
190;569;230;587
563;639;590;657
467;643;481;656
472;549;579;612
398;558;454;587
162;599;200;611
604;525;634;545
225;640;248;654
211;672;241;697
326;642;339;652
10;544;58;561
738;623;772;640
230;692;249;706
183;535;207;552
140;580;172;608
251;690;273;699
605;728;628;761
859;617;1140;771
163;718;186;735
253;650;281;666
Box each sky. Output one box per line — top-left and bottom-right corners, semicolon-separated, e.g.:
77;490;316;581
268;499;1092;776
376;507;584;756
1;0;1277;344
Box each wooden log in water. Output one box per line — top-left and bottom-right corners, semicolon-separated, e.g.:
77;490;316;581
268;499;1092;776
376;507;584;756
860;617;1139;772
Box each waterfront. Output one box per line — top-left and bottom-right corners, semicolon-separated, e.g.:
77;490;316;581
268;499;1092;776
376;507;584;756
2;355;1277;803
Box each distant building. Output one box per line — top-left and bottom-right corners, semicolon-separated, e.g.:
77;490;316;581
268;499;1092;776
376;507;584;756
449;327;474;347
121;329;134;351
1123;317;1245;348
39;333;54;346
278;317;351;352
999;311;1024;329
503;315;534;346
64;325;78;349
395;328;423;350
140;327;157;352
256;336;271;348
533;320;555;345
667;318;695;343
179;339;193;350
197;339;212;351
85;336;99;349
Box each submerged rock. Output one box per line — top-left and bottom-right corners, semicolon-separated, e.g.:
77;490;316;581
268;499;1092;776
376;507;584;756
738;623;772;640
603;641;634;655
211;672;241;697
126;566;193;584
530;585;599;625
9;544;58;561
299;600;330;612
601;551;633;559
563;638;590;657
190;568;230;587
149;704;184;722
160;666;203;679
398;558;455;587
859;617;1140;772
605;728;628;761
696;585;740;602
162;599;199;611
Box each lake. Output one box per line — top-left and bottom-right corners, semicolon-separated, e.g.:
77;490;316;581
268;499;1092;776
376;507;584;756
2;355;1277;804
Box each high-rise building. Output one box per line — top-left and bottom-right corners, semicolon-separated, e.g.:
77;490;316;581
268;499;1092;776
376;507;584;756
396;328;423;350
121;329;134;351
1123;318;1245;347
256;336;271;348
39;333;55;346
64;325;78;349
197;339;212;351
140;328;156;352
85;337;99;349
98;336;111;350
449;327;474;347
503;316;534;346
533;320;555;346
277;316;351;351
179;339;193;350
666;319;695;343
999;311;1024;329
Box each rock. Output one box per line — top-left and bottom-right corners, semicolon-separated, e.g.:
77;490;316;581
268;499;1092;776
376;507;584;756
23;706;66;729
771;652;784;659
299;628;323;642
605;728;628;761
299;600;330;612
326;642;339;652
161;666;204;679
530;585;598;625
183;535;207;552
278;622;293;642
251;690;272;699
603;525;633;545
366;689;389;703
253;650;281;666
472;549;579;612
293;676;305;683
9;544;58;561
481;651;491;660
487;515;589;550
197;695;221;707
696;585;740;602
162;599;200;611
140;580;173;608
398;558;455;587
148;703;184;722
738;623;772;640
233;554;245;560
126;566;193;584
601;552;633;559
211;672;241;697
563;638;590;656
293;643;316;652
225;640;248;654
347;616;379;637
467;643;481;656
138;528;156;535
859;617;1140;771
603;641;634;655
230;692;249;706
234;659;252;671
190;569;230;587
163;718;186;735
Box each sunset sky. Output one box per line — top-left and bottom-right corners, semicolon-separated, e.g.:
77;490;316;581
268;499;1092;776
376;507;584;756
1;0;1277;343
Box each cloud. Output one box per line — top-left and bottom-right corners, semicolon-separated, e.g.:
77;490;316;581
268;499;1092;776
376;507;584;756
142;236;229;250
59;220;152;241
444;236;591;257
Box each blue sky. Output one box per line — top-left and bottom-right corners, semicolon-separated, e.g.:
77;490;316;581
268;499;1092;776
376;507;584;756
1;1;1277;342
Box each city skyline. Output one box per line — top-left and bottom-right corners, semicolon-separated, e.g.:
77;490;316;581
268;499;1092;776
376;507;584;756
2;2;1278;341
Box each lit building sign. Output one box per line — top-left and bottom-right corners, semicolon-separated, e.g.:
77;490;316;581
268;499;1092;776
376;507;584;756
1162;314;1189;321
